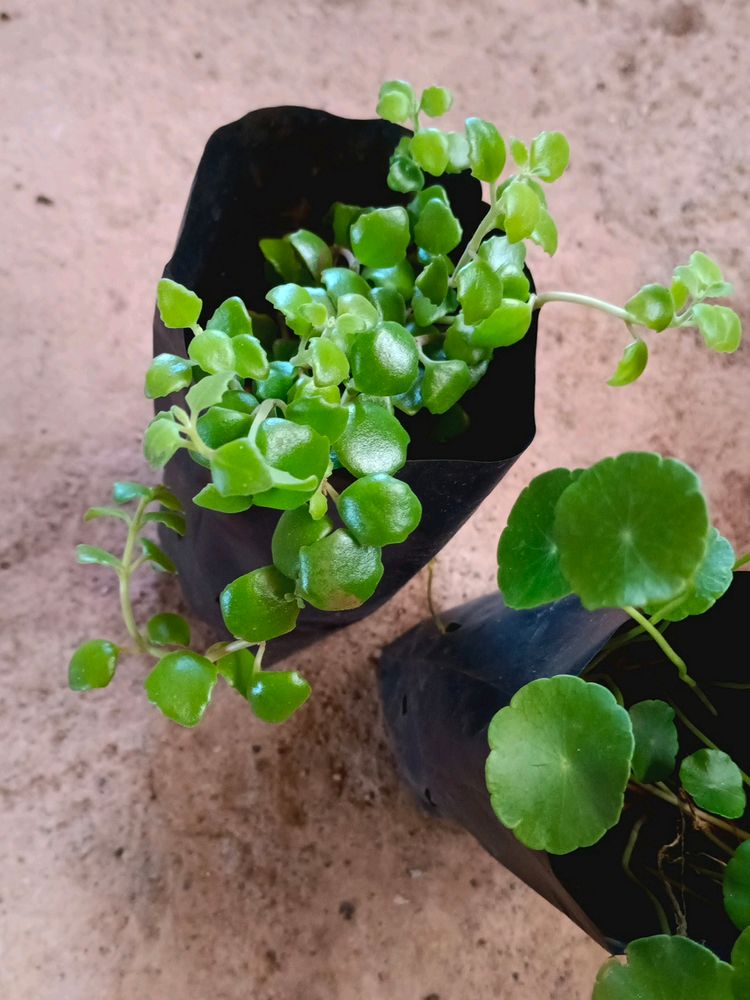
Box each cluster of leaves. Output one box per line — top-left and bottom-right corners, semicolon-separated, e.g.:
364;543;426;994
70;482;311;726
487;450;749;995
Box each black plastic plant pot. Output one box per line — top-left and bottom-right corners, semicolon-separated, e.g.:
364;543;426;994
378;573;750;957
153;107;538;664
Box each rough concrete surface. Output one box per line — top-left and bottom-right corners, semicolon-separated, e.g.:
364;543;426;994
1;1;748;997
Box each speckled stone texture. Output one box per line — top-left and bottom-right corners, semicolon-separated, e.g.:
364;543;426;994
1;2;748;998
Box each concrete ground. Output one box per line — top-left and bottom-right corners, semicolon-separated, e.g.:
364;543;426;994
1;1;748;997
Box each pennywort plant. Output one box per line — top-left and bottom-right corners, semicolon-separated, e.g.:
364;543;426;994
71;78;741;731
488;451;750;995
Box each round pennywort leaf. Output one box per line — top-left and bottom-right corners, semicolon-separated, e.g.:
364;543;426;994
680;749;746;819
144;651;217;727
339;474;422;547
629;700;679;783
220;565;299;643
593;935;733;1000
69;639;120;691
297;529;384;611
351;207;410;268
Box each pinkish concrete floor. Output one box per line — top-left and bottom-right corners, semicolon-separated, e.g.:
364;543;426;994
1;1;748;998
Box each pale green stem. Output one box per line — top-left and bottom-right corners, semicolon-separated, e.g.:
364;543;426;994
632;780;750;844
117;498;163;659
532;290;633;323
450;202;501;281
734;552;750;570
622;815;670;935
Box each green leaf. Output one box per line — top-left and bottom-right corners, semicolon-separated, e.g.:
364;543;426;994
477;234;526;274
232;335;269;380
254;418;328;509
416;255;451;305
502;181;540;243
286;384;349;443
156;278;202;329
732;927;750;998
83;505;130;524
625;283;674;332
363;259;416;299
422;359;473;415
388;155;425;193
486;676;634;853
76;544;122;571
650;527;735;621
470;298;532;348
309;338;349;387
671;277;690;311
554;452;710;610
249;671;312;724
143;416;183;468
151;485;182;512
432;403;470;443
529;206;558;255
336;292;380;330
145;354;194;399
456;260;504;325
593;936;733;1000
465;117;506;183
336;398;410;477
607;339;649;387
255;360;296;402
411;129;449;176
726;842;750;931
185;372;234;414
260;238;312;284
144;651;217;727
266;283;313;337
510;137;528;167
444;130;470;172
271;505;334;579
680;749;746;819
420;85;452;117
444;317;492;366
206;296;254;338
146;612;191;647
691;250;724;286
349;322;420;396
297;528;384;611
112;481;153;504
220;565;299;642
371;286;406;324
216;648;255;697
143;509;186;535
321;267;372;303
529;130;570;182
140;538;177;573
330;203;366;249
192;483;253;513
413;198;463;255
196;405;253;450
339;474;422;547
68;639;120;691
210;438;273;497
376;79;416;124
497;468;577;609
693;304;742;353
286;229;332;281
351;207;411;268
629;700;679;783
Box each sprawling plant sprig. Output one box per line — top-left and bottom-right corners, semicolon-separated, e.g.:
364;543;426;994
487;451;750;993
72;79;743;731
70;481;311;726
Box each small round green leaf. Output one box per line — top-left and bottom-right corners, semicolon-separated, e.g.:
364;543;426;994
486;676;634;853
287;229;332;281
349;322;419;395
422;359;473;414
210;439;273;497
69;639;120;691
146;613;191;647
266;283;313;337
529;131;570;183
420;85;453;118
220;565;299;642
629;700;679;783
376;80;416;124
193;483;253;513
321;267;372;303
732;926;750;997
470;299;532;348
554;452;710;610
456;259;504;325
249;671;312;724
255;418;329;509
680;749;746;819
693;304;742;353
497;468;577;609
260;238;312;284
351;207;411;268
607;339;649;387
144;651;217;727
593;935;733;1000
413;198;463;255
336;398;410;477
502;181;540;243
363;259;416;299
510;137;528;167
157;278;202;329
145;354;194;399
188;329;236;374
338;474;422;547
530;206;558;256
197;405;253;450
255;360;297;402
309;337;349;387
411;129;449;176
286;384;349;443
465;117;506;183
271;505;334;579
726;842;750;931
143;416;183;469
216;648;255;697
232;334;269;380
206;296;253;338
388;155;425;194
625;283;674;332
297;529;384;611
444;130;470;172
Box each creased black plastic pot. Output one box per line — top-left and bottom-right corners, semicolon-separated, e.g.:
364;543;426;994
378;574;749;956
153;107;538;664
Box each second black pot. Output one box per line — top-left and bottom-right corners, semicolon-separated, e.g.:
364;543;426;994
153;106;539;664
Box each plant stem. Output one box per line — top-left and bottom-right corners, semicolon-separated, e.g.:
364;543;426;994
118;497;160;657
734;552;750;570
621;815;670;934
631;780;750;844
426;559;447;634
450;202;501;281
531;290;633;323
668;700;750;787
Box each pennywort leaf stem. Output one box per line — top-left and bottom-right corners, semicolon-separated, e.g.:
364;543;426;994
119;496;151;654
631;780;750;845
733;551;750;570
532;290;633;324
623;606;694;688
622;815;671;935
450;202;501;281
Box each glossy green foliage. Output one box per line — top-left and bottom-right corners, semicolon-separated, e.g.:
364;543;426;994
648;527;735;621
145;353;194;399
413;198;462;255
465;117;506;182
625;283;674;332
726;842;750;931
349;322;419;395
220;566;299;643
338;474;422;547
680;749;746;819
336;399;409;477
157;278;202;329
144;651;217;727
143;415;183;469
469;299;532;348
629;700;679;783
351;207;410;267
146;613;191;647
411;129;449;176
69;639;120;691
376;80;416;124
486;676;634;853
248;671;312;724
271;505;334;579
421;359;473;414
593;936;733;1000
420;85;452;118
732;928;750;998
694;303;742;353
297;529;384;610
528;131;570;183
192;483;253;513
207;295;254;337
608;340;648;387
